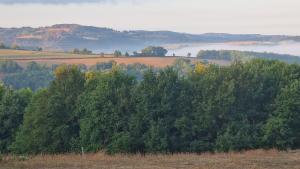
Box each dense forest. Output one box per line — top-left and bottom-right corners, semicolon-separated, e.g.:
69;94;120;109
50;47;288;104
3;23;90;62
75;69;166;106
197;50;300;64
1;59;300;155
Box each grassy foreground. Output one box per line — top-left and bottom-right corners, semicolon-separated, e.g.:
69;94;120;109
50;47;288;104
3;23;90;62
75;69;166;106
1;150;300;169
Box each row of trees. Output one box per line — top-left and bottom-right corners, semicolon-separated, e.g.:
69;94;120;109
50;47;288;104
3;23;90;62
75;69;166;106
72;48;93;55
71;46;168;57
0;43;42;51
114;46;168;57
1;59;300;154
0;61;54;91
0;60;157;91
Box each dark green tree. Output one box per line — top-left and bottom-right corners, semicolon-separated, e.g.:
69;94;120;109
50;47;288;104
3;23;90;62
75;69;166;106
11;65;85;154
0;86;32;153
263;80;300;150
114;50;122;57
78;69;136;153
141;46;168;57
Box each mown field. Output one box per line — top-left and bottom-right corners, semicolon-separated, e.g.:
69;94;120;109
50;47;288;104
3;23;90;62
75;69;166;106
1;150;300;169
0;49;230;67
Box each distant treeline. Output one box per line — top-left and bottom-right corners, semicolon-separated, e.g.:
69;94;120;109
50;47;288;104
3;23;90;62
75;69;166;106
0;60;163;90
197;50;300;63
0;43;42;51
69;46;168;57
72;48;93;55
1;59;300;155
0;61;54;91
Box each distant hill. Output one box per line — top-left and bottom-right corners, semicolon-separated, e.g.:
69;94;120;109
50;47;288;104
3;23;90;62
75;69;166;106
0;24;300;52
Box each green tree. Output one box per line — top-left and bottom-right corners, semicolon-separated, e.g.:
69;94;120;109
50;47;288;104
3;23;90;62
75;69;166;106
263;80;300;150
0;61;23;73
132;68;185;153
12;65;85;154
0;86;32;153
114;50;122;57
0;43;6;49
78;69;136;153
141;46;168;57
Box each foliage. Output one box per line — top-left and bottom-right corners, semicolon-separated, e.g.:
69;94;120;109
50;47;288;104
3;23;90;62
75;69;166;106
139;46;168;57
73;48;93;55
2;62;54;91
263;80;300;149
89;61;116;72
78;69;136;152
197;50;300;64
0;85;32;153
1;59;300;154
113;50;122;57
0;61;23;73
0;43;42;51
11;65;85;154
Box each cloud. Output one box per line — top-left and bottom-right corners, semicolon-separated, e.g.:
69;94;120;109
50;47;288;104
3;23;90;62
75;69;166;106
0;0;112;4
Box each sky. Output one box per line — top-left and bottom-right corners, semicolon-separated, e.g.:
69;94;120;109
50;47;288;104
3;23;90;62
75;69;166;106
0;0;299;35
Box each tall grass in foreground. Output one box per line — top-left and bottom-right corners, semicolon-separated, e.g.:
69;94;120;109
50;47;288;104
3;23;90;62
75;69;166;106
1;149;299;169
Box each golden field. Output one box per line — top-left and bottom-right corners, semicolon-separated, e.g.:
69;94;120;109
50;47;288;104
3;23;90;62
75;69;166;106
1;150;300;169
0;49;230;67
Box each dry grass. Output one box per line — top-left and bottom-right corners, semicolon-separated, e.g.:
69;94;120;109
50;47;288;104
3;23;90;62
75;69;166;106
1;150;300;169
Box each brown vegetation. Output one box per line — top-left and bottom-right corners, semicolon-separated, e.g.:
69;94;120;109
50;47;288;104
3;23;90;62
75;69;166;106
1;150;300;169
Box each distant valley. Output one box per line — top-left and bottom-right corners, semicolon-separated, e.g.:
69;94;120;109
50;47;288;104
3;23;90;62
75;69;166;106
1;24;300;54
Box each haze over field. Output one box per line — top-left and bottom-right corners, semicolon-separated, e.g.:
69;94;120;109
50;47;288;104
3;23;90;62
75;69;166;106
167;41;300;57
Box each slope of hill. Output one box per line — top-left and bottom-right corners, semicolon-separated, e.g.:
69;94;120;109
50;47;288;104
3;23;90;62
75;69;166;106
0;24;299;52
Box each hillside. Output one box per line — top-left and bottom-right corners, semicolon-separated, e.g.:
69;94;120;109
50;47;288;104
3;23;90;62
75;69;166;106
0;24;300;52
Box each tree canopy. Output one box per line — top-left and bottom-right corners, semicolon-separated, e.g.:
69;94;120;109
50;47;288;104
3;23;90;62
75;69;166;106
1;59;300;154
140;46;168;57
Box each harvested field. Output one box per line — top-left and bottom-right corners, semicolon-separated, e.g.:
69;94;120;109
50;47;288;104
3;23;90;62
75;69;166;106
1;150;300;169
0;49;182;67
0;49;230;67
14;57;181;68
0;49;89;59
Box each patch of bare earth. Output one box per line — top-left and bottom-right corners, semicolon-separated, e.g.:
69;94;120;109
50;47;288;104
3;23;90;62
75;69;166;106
1;150;300;169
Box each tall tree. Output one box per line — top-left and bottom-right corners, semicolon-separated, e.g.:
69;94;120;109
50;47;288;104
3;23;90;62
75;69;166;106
0;86;32;153
263;80;300;149
12;65;85;154
78;69;136;153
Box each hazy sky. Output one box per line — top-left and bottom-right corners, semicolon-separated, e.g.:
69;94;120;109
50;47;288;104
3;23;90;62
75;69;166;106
0;0;299;35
